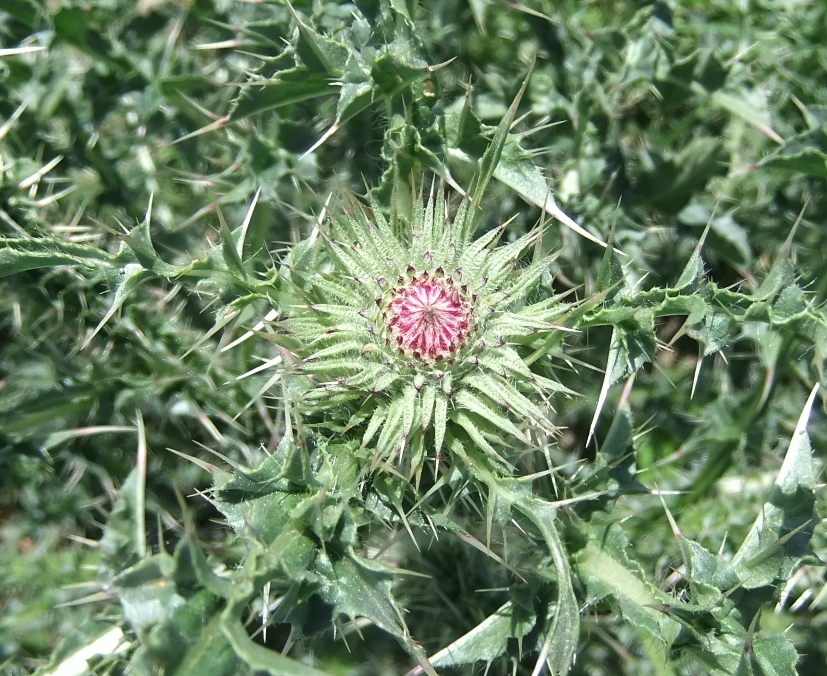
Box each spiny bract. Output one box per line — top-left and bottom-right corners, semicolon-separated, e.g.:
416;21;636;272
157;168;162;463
282;183;572;475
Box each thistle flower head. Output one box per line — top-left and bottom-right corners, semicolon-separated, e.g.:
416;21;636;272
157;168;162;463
385;271;473;361
282;182;570;475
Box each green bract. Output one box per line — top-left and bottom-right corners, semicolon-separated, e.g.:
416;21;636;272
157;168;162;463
281;184;573;476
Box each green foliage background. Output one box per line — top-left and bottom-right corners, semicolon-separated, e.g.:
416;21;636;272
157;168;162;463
1;0;825;674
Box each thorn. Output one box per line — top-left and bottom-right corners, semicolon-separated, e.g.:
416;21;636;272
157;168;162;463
423;56;457;73
300;120;341;159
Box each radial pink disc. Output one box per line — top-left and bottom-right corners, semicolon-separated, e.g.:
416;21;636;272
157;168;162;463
387;276;472;360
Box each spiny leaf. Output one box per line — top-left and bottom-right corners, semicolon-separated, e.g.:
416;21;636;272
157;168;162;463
483;230;539;286
420;383;436;432
429;601;535;667
454;388;525;441
0;235;119;277
362;403;388;448
464;372;549;430
433;393;448;457
371;370;401;394
730;384;819;588
451;409;507;462
470;65;533;218
306;340;364;362
576;523;678;646
300;357;361;375
376;395;405;454
402;383;417;440
457;222;506;280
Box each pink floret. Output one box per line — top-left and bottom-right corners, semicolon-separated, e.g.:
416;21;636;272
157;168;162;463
388;277;471;360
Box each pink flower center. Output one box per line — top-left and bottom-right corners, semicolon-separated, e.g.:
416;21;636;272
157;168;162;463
386;276;472;360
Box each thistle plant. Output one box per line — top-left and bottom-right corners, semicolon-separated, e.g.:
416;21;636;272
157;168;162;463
5;2;827;675
281;182;571;477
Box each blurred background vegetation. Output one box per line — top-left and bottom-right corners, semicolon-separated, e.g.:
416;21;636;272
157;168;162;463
1;0;825;674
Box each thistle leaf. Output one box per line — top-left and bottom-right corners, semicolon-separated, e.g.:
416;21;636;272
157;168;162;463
452;409;508;463
454;388;524;441
458;223;506;281
362;404;388;448
434;393;448;457
470;66;532;218
429;601;535;667
464;372;549;430
402;384;417;440
483;230;538;285
300;357;361;375
343;364;391;389
420;384;436;433
377;396;405;454
306;340;364;362
371;370;401;394
730;384;819;588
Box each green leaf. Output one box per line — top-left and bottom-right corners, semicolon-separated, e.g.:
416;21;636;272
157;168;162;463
689;310;735;356
129;591;243;676
577;523;678;646
758;128;827;178
114;556;185;630
120;221;181;278
730;385;820;588
219;218;248;281
515;498;579;676
433;392;448;456
99;465;150;572
453;388;525;441
711;89;780;142
362;403;388;447
0;236;118;277
469;67;532;218
287;4;349;76
315;552;434;673
214;441;317;547
231;70;332;121
595;235;625;297
336;57;374;123
222;604;328;676
3;0;41;26
376;395;405;454
429;601;535;667
679;538;741;606
733;634;799;676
